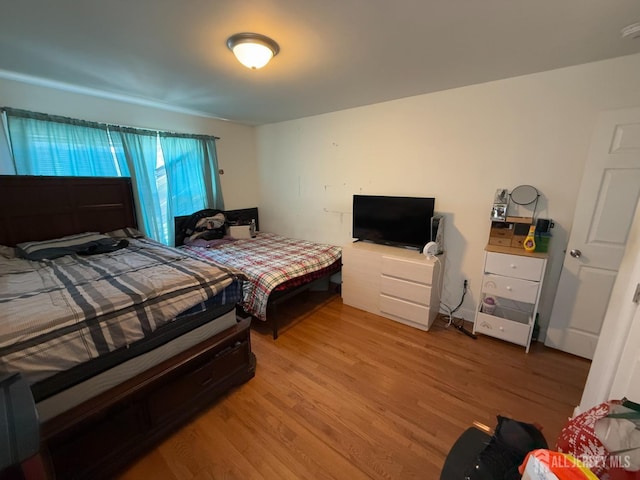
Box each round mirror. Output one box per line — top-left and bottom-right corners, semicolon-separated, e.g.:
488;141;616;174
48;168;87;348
510;185;539;205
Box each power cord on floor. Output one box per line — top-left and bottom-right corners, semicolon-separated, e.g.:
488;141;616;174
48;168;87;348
440;280;477;339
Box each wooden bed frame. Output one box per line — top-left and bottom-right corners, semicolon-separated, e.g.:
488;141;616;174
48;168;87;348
175;208;342;339
0;175;256;479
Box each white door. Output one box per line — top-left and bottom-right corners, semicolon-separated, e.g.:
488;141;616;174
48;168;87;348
545;107;640;359
578;200;640;412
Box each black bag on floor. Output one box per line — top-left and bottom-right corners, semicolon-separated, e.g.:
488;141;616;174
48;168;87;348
463;416;548;480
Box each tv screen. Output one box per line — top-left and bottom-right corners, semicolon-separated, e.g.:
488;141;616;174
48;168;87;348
352;195;435;249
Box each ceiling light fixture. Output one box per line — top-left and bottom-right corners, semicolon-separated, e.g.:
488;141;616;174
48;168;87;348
227;32;280;70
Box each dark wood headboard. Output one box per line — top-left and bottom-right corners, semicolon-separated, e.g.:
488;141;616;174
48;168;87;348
0;175;137;246
174;207;259;246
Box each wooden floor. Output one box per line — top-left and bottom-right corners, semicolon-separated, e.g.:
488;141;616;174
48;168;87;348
120;291;591;480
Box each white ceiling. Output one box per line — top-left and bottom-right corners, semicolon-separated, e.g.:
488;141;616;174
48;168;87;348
1;0;639;126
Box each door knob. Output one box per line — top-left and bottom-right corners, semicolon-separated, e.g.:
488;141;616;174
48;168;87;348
570;249;582;258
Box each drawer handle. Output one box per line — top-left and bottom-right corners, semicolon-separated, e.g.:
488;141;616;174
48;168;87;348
499;326;504;331
510;264;516;268
506;286;512;291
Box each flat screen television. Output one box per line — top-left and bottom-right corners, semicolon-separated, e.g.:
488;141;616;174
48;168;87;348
352;195;435;250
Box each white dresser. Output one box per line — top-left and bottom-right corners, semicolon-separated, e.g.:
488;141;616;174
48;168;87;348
473;245;548;352
341;241;443;330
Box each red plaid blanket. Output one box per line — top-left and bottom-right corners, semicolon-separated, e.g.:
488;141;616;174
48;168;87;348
182;233;342;320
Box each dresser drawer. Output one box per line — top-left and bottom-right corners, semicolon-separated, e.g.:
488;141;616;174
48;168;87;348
381;256;433;284
488;237;512;247
481;273;539;303
381;276;431;306
474;312;531;346
379;294;429;327
485;252;544;281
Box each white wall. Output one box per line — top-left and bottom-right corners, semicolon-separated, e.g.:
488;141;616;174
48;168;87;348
3;55;639;340
0;76;259;210
256;53;640;339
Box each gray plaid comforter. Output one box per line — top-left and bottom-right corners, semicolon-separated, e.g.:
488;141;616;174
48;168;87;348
0;238;240;383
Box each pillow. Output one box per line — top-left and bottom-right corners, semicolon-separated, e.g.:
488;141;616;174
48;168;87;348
0;245;16;259
228;225;253;239
104;227;145;239
16;232;117;261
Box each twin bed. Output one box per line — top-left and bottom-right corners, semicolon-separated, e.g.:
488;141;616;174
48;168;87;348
175;208;342;339
0;175;341;479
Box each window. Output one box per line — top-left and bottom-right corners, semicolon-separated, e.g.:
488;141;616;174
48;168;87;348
2;108;223;245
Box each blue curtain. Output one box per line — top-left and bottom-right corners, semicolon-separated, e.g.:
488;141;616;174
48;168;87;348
3;108;224;247
160;134;224;245
110;128;166;243
0;112;16;174
203;137;224;210
4;109;129;177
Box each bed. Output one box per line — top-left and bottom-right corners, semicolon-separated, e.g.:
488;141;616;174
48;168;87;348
175;208;342;339
0;175;256;479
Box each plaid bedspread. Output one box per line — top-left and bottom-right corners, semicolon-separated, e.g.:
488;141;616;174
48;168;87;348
182;233;342;321
0;238;242;383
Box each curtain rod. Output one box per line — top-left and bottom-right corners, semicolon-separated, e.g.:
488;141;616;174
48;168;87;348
0;107;220;140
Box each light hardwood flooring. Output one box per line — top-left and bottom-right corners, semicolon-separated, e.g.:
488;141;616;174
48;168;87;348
120;291;591;480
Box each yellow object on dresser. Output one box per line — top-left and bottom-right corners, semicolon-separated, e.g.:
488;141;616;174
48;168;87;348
523;225;536;252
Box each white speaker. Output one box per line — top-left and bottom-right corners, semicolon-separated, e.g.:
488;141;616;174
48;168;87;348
423;241;439;257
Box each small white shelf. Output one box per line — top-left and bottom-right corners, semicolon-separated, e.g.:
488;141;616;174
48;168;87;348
482;304;531;325
474;248;547;352
475;308;532;347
